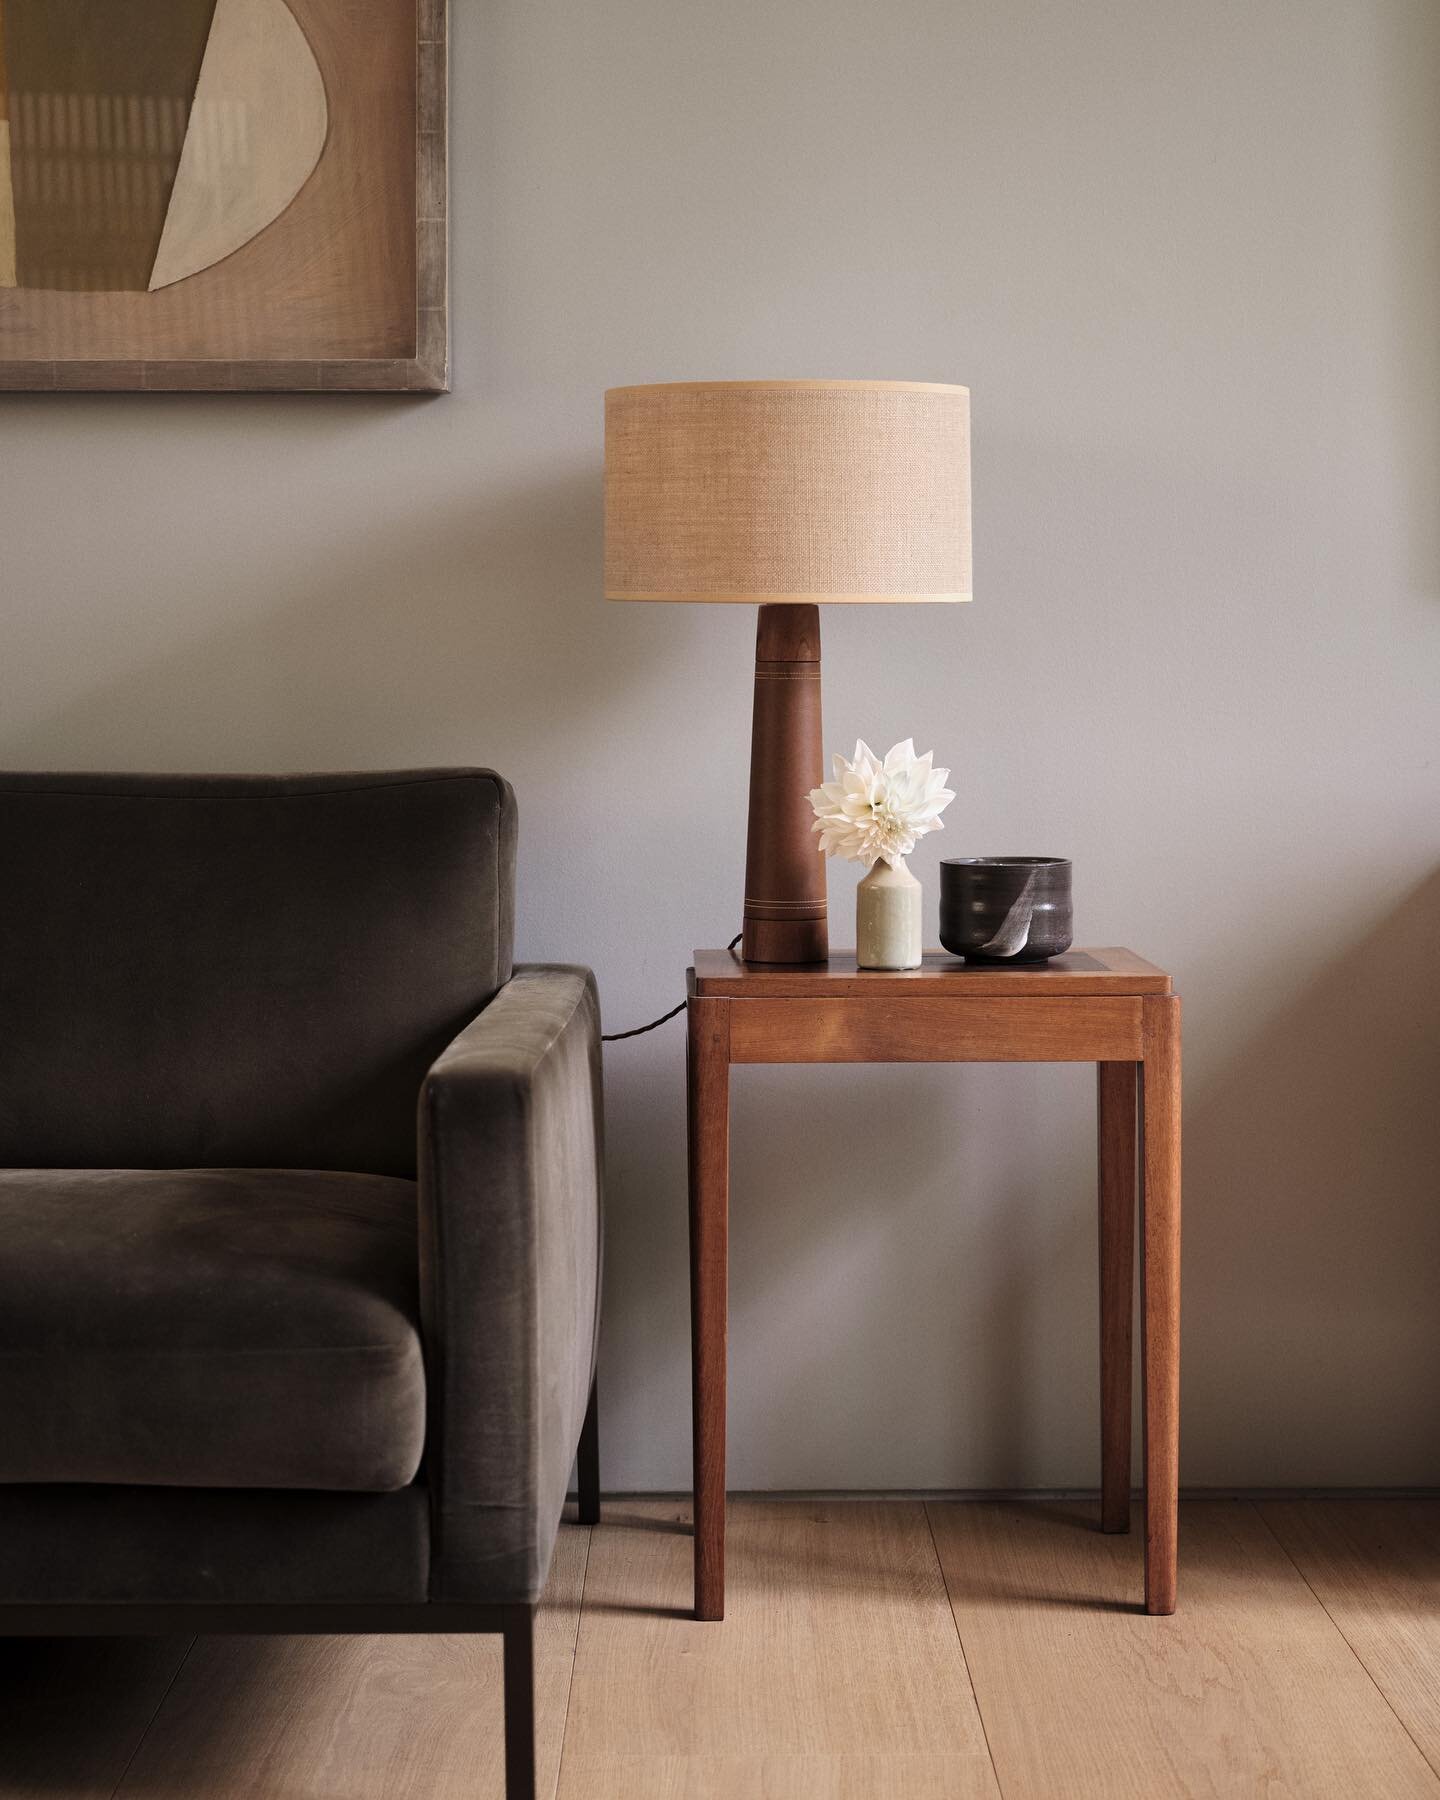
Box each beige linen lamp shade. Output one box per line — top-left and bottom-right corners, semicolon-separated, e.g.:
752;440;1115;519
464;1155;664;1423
602;378;972;964
604;380;971;603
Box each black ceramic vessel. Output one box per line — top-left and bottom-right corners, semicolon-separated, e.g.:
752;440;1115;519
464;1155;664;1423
940;857;1073;963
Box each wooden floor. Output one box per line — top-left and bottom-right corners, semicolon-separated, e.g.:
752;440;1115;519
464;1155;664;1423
3;1499;1438;1798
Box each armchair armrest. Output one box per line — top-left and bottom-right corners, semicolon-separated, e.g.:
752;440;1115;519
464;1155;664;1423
417;965;603;1602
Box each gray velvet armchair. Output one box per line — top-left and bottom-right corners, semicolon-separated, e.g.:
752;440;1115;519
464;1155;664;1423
0;769;603;1800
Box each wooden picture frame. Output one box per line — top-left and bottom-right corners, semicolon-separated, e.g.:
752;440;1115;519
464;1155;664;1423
0;0;448;393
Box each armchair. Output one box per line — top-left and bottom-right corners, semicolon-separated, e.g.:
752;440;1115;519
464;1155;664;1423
0;770;603;1800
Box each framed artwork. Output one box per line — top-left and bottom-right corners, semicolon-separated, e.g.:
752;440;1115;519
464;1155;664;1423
0;0;447;392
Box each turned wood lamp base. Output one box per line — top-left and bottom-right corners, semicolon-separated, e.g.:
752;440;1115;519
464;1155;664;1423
741;604;828;964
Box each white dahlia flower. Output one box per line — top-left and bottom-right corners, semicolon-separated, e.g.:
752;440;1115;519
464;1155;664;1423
808;738;955;867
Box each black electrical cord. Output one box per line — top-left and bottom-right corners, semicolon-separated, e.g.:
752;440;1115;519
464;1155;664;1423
601;933;742;1042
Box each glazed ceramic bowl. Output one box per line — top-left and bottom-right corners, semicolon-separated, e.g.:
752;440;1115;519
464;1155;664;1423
940;857;1073;963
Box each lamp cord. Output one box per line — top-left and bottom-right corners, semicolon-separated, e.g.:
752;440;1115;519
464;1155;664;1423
601;933;742;1042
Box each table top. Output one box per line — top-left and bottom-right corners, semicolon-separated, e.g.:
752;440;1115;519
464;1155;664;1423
691;946;1171;998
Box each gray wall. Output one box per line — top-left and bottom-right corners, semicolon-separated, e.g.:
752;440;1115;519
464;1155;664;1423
2;0;1437;1490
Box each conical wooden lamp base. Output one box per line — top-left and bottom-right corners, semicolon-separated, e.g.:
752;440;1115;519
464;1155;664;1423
741;604;828;964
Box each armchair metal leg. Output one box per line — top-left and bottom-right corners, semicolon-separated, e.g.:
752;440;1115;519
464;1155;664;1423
577;1374;600;1525
502;1605;536;1800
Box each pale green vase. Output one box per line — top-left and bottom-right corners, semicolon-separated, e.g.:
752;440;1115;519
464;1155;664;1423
856;856;922;969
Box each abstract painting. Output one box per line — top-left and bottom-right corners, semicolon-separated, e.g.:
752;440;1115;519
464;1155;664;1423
0;0;446;391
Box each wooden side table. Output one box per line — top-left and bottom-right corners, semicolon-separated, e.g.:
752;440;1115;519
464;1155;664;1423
686;946;1181;1619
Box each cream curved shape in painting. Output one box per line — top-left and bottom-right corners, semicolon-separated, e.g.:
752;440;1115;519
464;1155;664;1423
149;0;328;293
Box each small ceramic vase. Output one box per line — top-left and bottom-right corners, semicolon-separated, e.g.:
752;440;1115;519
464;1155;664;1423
857;857;922;969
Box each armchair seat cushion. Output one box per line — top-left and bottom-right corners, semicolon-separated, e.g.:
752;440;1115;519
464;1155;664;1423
0;1168;427;1493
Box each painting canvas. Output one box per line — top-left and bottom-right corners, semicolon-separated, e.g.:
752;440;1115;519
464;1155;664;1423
0;0;446;390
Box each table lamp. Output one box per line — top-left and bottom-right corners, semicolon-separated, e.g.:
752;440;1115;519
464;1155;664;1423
604;379;971;964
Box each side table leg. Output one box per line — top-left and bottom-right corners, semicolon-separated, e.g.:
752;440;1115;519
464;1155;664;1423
688;997;731;1621
1140;994;1182;1615
1098;1061;1138;1534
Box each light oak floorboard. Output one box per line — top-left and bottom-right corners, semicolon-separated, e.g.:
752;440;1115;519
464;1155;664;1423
0;1637;192;1800
13;1501;1440;1800
557;1500;998;1800
558;1753;990;1798
928;1498;1440;1799
112;1523;589;1800
1261;1501;1440;1780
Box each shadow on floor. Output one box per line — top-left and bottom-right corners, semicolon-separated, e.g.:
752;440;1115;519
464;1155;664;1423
0;1636;194;1793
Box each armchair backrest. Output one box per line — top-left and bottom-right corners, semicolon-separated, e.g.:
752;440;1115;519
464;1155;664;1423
0;770;516;1177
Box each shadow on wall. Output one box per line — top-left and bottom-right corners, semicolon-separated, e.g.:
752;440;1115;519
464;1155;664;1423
1381;0;1440;597
1183;865;1440;1486
719;1059;1097;1491
0;460;672;776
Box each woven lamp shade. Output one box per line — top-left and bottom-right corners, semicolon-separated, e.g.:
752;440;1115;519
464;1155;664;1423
604;379;971;602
